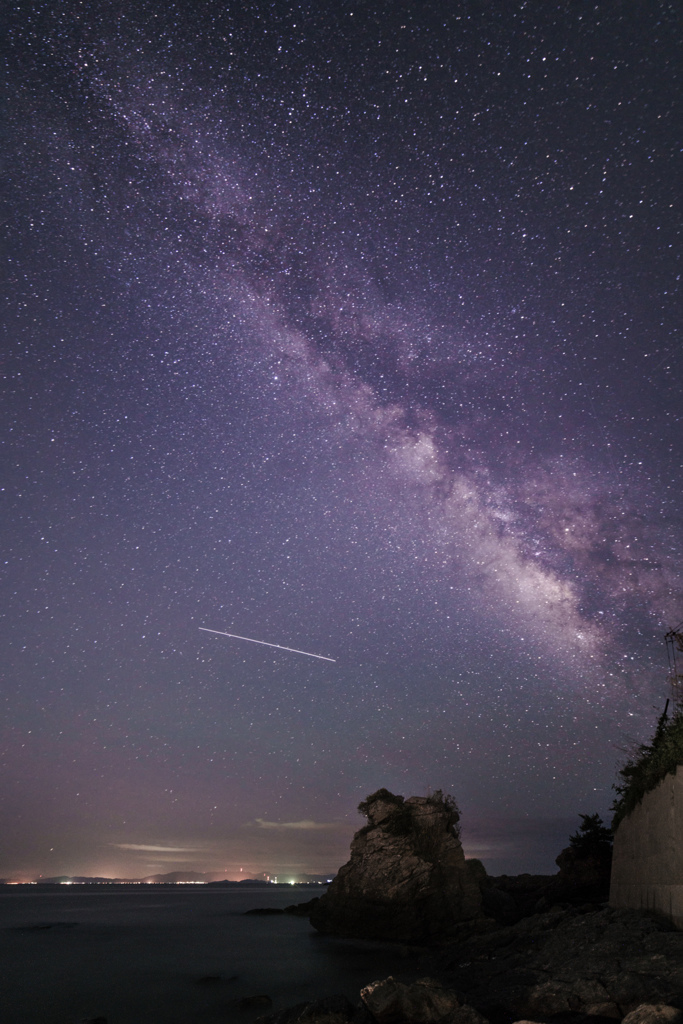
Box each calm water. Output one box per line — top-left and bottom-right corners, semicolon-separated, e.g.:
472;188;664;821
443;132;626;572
0;886;415;1023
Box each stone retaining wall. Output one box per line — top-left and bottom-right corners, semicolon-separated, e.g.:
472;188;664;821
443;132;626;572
609;763;683;928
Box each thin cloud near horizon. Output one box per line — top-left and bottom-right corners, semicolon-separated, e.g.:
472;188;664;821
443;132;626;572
112;843;209;852
253;819;342;831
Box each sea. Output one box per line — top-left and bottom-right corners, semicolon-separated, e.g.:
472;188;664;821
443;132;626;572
0;885;415;1024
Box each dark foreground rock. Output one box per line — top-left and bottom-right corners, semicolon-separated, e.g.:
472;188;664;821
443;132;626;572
310;790;482;942
361;977;487;1024
265;898;682;1024
621;1006;683;1024
471;814;612;929
258;964;682;1024
287;897;321;917
421;905;683;1022
476;869;611;927
553;843;611;900
257;981;486;1024
256;992;357;1024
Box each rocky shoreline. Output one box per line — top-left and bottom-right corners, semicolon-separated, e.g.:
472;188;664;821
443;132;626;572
251;791;681;1024
422;903;683;1022
256;903;683;1024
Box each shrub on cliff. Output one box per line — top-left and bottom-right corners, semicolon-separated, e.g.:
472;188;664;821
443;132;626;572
357;788;405;817
357;788;460;838
612;704;683;828
426;788;459;817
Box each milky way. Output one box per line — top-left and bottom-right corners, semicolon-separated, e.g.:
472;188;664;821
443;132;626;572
2;1;681;879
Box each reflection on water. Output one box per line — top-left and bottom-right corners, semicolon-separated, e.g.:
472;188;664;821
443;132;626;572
0;886;416;1024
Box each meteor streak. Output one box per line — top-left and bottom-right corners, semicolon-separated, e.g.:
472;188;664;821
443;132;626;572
198;627;336;662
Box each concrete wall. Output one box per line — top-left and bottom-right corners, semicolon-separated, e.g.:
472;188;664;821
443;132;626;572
609;763;683;928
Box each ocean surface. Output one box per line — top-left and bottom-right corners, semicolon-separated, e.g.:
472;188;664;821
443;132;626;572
0;885;413;1024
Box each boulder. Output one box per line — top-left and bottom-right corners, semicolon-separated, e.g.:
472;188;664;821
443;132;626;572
571;977;620;1017
360;977;461;1024
309;790;481;942
519;975;620;1018
446;1009;489;1024
521;980;574;1016
621;1007;683;1024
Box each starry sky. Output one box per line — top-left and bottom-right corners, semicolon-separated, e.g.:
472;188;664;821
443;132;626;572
2;0;681;882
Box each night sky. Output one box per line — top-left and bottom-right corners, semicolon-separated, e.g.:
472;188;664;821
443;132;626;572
2;1;681;882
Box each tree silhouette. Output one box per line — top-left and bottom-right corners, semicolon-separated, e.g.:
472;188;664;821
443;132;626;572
569;813;612;855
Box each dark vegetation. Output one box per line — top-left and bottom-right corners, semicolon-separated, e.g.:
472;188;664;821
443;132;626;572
569;812;613;854
357;787;405;817
357;788;461;839
612;703;683;828
356;788;413;837
357;788;459;817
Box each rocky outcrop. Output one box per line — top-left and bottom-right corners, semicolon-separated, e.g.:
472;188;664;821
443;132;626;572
554;841;612;903
262;900;683;1024
471;814;613;926
475;871;553;926
422;905;683;1021
257;960;683;1024
473;852;612;927
309;790;482;942
255;903;683;1024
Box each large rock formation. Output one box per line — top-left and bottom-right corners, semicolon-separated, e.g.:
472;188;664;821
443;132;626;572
309;789;481;942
